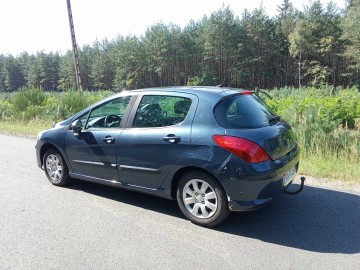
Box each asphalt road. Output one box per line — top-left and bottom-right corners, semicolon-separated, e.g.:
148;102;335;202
0;133;359;269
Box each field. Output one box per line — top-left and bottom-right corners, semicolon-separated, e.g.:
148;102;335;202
0;87;359;182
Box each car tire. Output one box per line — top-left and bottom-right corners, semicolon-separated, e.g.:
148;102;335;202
43;149;71;186
176;171;230;227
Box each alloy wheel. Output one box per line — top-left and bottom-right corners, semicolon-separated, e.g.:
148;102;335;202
182;179;218;219
45;154;63;183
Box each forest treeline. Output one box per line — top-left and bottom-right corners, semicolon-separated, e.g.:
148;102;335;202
0;0;359;92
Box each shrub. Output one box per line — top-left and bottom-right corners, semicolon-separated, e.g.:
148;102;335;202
262;87;360;162
11;88;46;112
0;99;14;120
55;90;114;120
0;88;115;123
9;88;47;121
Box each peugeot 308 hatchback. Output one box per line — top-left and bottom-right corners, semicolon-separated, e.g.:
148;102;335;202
36;87;303;226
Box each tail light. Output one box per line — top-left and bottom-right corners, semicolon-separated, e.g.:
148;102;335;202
241;90;253;95
212;135;270;163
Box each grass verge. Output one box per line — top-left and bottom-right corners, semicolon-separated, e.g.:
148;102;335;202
299;154;360;183
0;120;52;138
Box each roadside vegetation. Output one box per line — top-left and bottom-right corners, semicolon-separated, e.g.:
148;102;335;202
0;88;112;136
0;87;359;182
262;86;360;182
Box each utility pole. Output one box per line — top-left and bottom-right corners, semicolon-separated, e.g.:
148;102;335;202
66;0;83;91
298;49;302;89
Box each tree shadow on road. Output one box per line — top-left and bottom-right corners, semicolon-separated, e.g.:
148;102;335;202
67;180;360;254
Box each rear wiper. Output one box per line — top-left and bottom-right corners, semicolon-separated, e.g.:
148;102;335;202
269;115;281;125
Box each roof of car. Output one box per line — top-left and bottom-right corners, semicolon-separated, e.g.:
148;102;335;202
120;86;249;96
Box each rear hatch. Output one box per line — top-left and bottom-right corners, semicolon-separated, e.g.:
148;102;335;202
214;93;297;161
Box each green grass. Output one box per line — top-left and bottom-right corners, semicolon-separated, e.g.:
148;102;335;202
299;154;360;182
0;120;52;138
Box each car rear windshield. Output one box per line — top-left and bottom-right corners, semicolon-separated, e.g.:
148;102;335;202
214;94;277;128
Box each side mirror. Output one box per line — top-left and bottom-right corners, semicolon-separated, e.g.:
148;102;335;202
71;119;83;135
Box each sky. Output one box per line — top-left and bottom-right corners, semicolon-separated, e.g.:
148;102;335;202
0;0;346;56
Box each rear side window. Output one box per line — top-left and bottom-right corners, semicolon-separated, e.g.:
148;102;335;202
133;95;192;128
214;94;276;128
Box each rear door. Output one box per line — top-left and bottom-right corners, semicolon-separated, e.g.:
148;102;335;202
117;92;198;189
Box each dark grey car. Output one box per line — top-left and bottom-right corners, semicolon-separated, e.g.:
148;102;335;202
36;87;303;226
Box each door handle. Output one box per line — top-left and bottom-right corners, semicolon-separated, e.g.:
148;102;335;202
103;136;115;144
163;134;181;144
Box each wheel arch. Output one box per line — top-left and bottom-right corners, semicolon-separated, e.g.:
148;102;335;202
40;143;67;168
170;166;224;199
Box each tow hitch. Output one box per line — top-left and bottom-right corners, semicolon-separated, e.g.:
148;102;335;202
284;176;305;195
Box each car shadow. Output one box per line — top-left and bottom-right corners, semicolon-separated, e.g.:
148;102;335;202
67;180;184;219
67;180;360;254
218;184;360;254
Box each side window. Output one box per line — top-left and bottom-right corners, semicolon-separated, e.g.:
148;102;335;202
85;96;131;129
133;95;192;128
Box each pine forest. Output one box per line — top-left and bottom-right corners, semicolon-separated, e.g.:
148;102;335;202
0;0;360;92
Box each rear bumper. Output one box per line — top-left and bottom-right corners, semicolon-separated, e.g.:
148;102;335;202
216;146;301;212
228;197;274;211
228;177;305;211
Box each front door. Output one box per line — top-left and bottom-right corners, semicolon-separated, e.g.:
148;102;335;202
65;95;133;181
